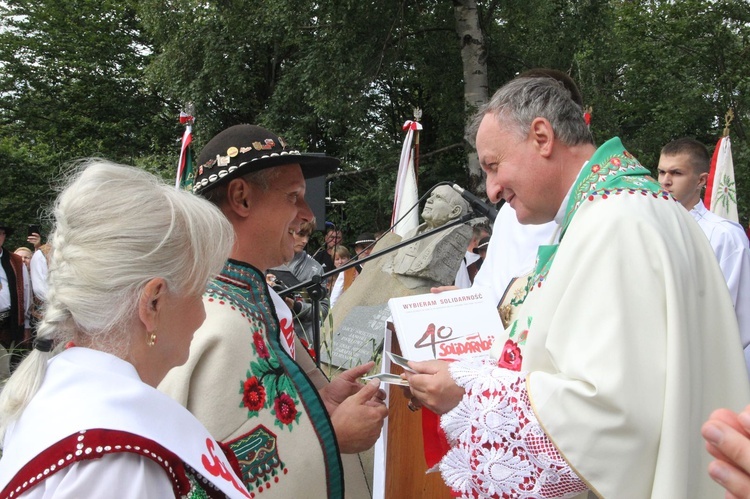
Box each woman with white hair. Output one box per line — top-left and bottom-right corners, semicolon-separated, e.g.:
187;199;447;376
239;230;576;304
0;161;250;498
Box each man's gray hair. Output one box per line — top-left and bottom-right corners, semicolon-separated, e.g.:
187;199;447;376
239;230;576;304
469;76;594;147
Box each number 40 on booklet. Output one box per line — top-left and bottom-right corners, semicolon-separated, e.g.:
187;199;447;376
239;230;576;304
386;286;502;362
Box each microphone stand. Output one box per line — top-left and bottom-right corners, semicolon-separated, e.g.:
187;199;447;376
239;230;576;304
279;211;478;367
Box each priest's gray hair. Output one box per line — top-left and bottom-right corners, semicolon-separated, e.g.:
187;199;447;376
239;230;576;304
0;160;234;436
469;76;594;147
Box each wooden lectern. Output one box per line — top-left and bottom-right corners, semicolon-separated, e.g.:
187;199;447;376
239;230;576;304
384;329;452;498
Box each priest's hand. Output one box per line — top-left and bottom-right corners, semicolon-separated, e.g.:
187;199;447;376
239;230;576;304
702;405;750;498
402;360;464;415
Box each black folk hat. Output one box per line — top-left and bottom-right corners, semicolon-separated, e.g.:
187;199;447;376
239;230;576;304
354;233;376;248
473;236;490;254
0;223;14;237
194;124;340;195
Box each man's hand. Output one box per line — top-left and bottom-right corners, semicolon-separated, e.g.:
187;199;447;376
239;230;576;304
430;285;457;294
319;361;384;413
27;233;41;249
283;296;295;311
402;360;464;415
329;378;388;454
702;405;750;498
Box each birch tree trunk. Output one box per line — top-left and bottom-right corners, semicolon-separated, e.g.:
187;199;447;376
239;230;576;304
453;0;489;194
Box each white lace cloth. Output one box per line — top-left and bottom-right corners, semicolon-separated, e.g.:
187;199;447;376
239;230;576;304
440;356;588;498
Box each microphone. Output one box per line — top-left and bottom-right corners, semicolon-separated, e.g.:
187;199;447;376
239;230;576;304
451;184;498;222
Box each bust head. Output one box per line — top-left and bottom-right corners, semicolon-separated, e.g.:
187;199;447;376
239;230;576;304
421;185;470;229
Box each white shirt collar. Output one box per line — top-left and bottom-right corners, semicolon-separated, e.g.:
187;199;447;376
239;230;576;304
690;199;707;217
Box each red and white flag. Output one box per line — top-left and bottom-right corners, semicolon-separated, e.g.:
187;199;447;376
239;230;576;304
392;120;421;237
175;110;195;191
704;135;739;222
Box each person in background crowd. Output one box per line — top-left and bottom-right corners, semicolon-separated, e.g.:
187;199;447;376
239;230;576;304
0;160;248;498
467;235;489;277
313;224;343;274
29;236;51;336
159;124;387;498
12;248;32;270
454;223;491;288
329;233;376;309
268;219;330;345
0;223;31;378
658;137;750;377
332;245;351;269
25;231;41;253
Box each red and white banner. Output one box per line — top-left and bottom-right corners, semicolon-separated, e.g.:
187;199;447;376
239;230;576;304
391;120;421;237
704;136;739;223
175;111;195;191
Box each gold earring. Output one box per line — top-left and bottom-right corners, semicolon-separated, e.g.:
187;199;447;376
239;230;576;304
147;330;157;347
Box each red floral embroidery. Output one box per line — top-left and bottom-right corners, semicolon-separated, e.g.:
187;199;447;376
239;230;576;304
610;157;621;167
591;164;601;173
274;394;298;425
253;332;270;359
243;376;266;411
497;339;523;371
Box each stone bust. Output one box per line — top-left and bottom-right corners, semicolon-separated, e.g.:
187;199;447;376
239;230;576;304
389;185;472;286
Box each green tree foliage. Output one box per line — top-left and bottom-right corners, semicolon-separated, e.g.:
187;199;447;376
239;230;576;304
0;137;60;250
1;0;749;243
0;0;175;159
573;0;750;223
0;0;181;237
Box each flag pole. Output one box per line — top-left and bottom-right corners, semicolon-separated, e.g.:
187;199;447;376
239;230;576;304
413;107;422;185
704;108;739;222
723;108;734;138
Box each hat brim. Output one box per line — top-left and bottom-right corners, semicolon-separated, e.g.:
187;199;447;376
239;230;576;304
195;153;339;195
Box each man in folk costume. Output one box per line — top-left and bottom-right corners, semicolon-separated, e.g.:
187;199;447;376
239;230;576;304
159;125;388;498
404;76;750;498
658;137;750;377
0;222;31;377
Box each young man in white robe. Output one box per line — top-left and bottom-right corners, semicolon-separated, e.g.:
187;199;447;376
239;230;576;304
658;137;750;378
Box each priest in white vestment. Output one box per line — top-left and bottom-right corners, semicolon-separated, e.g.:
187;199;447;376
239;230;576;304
404;76;750;499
